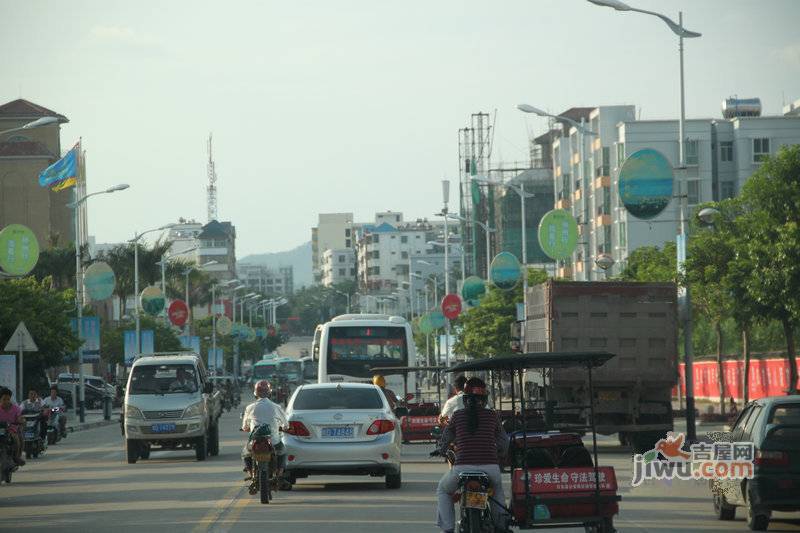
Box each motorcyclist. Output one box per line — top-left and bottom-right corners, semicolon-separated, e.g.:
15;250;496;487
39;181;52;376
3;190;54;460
241;380;287;481
438;375;467;425
42;385;67;436
436;377;509;533
0;387;25;466
20;389;48;440
372;374;398;411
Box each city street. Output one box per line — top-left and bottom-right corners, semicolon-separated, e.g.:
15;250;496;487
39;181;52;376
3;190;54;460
3;411;798;532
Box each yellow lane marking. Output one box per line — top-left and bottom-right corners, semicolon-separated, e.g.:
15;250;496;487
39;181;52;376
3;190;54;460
215;490;251;531
191;484;244;533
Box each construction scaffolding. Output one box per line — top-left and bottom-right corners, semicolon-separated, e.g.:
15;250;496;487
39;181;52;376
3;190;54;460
457;112;492;278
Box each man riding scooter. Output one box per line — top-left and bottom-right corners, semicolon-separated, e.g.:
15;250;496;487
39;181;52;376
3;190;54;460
241;380;287;483
20;389;48;441
42;385;67;439
0;387;26;467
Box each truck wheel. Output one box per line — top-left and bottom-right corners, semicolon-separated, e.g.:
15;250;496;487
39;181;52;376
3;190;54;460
126;440;139;464
208;425;220;457
195;435;207;461
632;432;660;454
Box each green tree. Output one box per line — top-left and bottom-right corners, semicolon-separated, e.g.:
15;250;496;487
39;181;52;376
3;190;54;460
452;287;518;359
100;315;183;366
0;277;80;392
737;145;800;394
618;242;677;282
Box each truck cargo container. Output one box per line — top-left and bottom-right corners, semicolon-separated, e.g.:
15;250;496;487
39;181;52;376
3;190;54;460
525;280;678;453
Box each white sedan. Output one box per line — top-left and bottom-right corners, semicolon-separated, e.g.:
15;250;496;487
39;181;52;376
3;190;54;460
282;382;402;489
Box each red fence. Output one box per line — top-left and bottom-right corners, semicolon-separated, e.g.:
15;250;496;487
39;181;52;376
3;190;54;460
676;359;800;401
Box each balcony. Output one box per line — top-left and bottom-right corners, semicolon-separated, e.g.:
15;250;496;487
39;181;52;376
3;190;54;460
593;175;610;189
556;198;571;209
595;214;612;226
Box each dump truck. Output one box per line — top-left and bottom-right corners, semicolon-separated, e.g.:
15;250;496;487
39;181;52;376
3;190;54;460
524;280;678;453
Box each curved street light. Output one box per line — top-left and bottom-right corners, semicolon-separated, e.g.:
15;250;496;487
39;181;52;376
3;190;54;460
0;116;60;136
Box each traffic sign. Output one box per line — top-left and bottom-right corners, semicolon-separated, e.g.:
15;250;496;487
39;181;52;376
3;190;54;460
84;261;116;301
538;209;578;260
168;300;189;327
0;224;40;276
490;252;521;290
4;321;37;352
441;294;462;320
216;316;233;336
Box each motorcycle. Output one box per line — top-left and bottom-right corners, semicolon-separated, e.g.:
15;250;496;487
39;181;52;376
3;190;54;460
0;422;17;484
431;448;496;533
47;407;67;444
22;412;47;459
245;424;279;504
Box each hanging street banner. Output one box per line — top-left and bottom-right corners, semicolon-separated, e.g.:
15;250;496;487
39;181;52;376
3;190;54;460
124;331;137;366
216;316;233;336
538;209;579;260
0;354;17;401
441;294;462;320
168;300;189;327
140;330;155;355
180;335;201;354
0;224;40;276
83;261;116;301
70;316;101;362
140;286;165;316
618;148;674;220
490;251;522;290
208;348;224;372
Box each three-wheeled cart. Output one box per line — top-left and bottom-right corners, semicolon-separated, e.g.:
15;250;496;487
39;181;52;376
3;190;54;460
371;365;446;443
446;352;622;532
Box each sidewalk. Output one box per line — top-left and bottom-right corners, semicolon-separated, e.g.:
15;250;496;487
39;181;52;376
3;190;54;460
67;409;121;433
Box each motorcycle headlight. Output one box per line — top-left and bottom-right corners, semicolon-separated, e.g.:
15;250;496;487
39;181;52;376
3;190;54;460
183;402;204;418
125;405;144;419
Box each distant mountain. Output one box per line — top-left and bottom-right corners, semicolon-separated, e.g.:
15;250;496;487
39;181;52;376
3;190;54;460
239;241;313;289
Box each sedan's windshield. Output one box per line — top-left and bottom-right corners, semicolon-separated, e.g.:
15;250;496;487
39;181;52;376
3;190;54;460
292;387;383;410
129;364;198;395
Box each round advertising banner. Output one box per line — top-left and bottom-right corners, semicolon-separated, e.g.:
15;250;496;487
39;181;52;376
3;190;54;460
216;316;233;336
461;276;486;303
418;313;433;334
168;300;189;327
618;148;674;220
429;310;446;330
140;286;165;316
538;209;578;260
0;224;40;276
83;261;116;301
441;294;462;320
489;252;521;290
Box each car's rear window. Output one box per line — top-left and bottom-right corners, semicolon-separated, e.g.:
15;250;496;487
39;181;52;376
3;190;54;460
292;387;384;410
766;403;800;442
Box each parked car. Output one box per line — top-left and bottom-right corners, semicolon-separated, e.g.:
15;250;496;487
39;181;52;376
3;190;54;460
282;383;402;489
711;395;800;531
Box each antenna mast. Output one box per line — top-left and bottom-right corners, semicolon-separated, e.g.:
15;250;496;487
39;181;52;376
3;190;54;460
206;133;218;222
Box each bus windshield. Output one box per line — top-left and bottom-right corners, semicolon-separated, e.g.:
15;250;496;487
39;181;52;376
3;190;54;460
253;363;278;380
279;361;301;377
327;326;407;377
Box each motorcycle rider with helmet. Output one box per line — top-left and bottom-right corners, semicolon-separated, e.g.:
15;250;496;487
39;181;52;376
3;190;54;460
372;374;398;411
241;380;286;480
436;377;509;533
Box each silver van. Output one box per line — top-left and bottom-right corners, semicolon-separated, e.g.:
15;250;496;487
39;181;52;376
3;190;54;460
123;354;220;463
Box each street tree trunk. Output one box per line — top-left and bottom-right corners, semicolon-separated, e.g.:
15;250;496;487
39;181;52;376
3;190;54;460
742;327;751;404
782;318;798;395
716;320;726;415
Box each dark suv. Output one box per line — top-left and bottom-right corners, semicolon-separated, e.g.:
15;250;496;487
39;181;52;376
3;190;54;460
711;395;800;530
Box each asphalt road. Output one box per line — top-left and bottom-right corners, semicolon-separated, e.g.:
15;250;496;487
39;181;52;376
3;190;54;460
2;412;799;533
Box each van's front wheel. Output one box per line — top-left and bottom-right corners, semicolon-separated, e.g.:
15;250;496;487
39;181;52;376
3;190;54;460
126;440;139;464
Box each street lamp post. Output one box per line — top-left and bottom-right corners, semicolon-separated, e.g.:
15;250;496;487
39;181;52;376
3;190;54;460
68;183;129;422
587;0;702;442
0;116;59;136
334;290;351;314
517;104;597;279
447;214;494;281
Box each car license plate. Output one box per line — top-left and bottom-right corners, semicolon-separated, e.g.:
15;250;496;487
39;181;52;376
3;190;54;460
322;426;353;438
465;490;488;509
151;423;177;433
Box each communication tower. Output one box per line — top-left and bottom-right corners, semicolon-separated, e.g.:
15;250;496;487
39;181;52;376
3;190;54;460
206;133;218;222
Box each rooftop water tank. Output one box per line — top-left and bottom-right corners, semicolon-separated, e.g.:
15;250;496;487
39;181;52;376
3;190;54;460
722;97;762;119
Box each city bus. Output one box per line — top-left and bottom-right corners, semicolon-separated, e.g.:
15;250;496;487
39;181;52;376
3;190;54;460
252;359;279;381
316;314;415;399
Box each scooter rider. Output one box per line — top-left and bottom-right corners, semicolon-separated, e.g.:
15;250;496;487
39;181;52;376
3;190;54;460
42;385;67;436
20;389;48;440
0;387;25;466
436;377;509;533
241;380;286;480
438;375;467;425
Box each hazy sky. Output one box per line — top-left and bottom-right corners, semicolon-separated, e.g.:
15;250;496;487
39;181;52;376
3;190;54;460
2;0;799;257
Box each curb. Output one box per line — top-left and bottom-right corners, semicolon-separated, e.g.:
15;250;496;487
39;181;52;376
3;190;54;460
69;419;118;433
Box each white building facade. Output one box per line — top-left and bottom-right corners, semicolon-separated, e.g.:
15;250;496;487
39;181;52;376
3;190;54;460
321;248;356;287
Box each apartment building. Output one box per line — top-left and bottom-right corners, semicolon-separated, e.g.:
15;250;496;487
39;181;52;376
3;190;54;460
321;248;356;287
311;213;355;283
238;263;294;296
